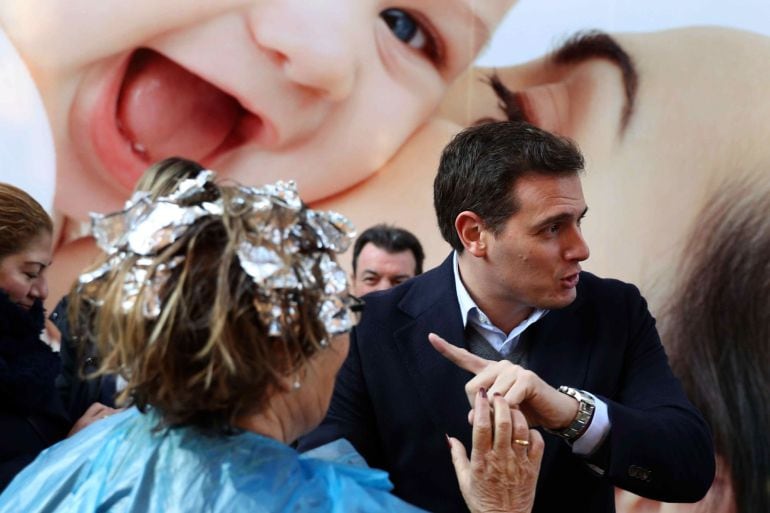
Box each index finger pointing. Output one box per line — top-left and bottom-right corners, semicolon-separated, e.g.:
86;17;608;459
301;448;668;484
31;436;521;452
428;333;490;374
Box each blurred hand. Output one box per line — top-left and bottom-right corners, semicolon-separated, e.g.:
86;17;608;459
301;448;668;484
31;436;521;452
43;318;61;344
428;333;577;431
448;390;544;513
67;402;123;436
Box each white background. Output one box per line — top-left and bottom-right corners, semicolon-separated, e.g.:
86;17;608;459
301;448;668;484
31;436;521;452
478;0;770;66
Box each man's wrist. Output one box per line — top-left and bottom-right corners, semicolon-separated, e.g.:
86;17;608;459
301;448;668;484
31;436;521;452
545;386;596;443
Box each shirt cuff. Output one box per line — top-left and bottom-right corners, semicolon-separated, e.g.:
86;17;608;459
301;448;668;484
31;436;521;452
571;392;609;456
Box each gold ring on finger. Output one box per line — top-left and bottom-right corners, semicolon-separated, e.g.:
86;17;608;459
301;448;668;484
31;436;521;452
513;439;530;446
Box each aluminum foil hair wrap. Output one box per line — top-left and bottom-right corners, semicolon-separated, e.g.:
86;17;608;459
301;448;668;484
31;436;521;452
78;171;358;337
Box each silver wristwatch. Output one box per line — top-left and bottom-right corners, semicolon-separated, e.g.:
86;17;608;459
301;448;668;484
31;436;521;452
546;386;596;443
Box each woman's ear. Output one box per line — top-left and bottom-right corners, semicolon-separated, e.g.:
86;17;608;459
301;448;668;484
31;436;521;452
455;211;487;257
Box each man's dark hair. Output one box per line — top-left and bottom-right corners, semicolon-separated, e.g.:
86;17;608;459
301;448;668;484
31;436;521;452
352;224;425;276
434;121;584;251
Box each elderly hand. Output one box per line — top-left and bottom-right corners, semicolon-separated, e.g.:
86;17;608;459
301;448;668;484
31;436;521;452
67;402;124;437
448;389;544;513
429;333;578;431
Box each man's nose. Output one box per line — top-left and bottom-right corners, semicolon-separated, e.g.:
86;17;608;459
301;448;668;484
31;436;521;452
252;3;357;102
565;227;590;262
373;281;392;293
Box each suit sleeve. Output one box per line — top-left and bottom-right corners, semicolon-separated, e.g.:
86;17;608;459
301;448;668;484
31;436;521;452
52;297;114;421
593;286;715;502
52;297;79;418
297;326;386;469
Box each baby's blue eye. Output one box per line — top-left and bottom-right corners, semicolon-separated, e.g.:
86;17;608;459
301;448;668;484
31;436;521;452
380;9;427;51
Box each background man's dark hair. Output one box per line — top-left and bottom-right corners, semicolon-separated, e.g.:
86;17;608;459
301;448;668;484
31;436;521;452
352;224;425;276
434;121;584;251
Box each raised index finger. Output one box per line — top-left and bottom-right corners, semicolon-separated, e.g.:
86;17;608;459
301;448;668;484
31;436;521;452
428;332;490;375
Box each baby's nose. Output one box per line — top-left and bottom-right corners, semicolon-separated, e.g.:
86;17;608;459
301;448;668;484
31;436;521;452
252;3;357;102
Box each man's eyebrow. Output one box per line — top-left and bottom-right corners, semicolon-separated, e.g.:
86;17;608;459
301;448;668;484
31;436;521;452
549;30;638;132
534;207;589;231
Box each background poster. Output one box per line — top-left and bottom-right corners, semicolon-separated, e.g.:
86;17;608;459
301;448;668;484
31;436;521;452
1;0;769;315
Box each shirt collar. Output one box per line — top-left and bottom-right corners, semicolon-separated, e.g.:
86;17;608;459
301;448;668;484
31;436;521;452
453;251;548;332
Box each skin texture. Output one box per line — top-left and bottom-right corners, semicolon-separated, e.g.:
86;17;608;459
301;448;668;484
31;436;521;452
448;390;544;513
236;334;351;445
0;233;52;308
352;243;418;295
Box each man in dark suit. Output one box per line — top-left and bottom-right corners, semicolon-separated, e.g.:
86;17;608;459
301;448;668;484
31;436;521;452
299;121;714;513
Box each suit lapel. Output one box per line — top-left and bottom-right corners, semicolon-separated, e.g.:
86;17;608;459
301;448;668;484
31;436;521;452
391;255;474;440
525;288;593;389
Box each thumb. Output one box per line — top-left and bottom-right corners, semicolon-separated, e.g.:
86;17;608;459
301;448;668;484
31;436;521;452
447;435;470;478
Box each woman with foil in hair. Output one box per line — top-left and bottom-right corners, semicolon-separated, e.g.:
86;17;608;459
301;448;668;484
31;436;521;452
0;162;544;513
53;157;207;426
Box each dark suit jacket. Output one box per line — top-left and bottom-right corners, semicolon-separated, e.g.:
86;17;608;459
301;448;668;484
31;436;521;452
0;293;70;492
300;255;714;513
51;297;117;421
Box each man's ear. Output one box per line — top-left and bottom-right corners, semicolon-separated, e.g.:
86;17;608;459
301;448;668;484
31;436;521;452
455;211;487;257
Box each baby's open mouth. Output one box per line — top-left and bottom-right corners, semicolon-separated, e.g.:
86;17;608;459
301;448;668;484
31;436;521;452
116;49;255;167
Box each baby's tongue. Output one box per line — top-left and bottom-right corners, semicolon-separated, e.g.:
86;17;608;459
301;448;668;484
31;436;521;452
117;49;241;163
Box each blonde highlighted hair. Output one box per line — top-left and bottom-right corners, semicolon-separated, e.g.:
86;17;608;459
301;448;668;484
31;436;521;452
72;164;332;434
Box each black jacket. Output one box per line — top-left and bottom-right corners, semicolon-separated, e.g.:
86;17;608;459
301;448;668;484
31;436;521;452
0;292;70;492
300;255;714;513
52;296;116;421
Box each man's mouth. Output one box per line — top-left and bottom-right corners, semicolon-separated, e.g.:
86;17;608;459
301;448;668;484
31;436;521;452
561;272;580;288
98;49;264;190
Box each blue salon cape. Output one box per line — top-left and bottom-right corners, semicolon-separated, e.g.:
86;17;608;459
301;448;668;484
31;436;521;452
0;408;425;512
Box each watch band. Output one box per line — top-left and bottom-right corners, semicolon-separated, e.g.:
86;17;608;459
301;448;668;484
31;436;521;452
546;386;596;443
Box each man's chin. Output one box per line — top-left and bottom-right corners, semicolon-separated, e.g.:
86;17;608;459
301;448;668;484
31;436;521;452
542;291;578;310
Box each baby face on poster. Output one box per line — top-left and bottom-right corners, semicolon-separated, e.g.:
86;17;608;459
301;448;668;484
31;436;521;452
0;0;516;222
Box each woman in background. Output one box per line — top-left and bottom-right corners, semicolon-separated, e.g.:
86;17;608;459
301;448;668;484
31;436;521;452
0;182;64;491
